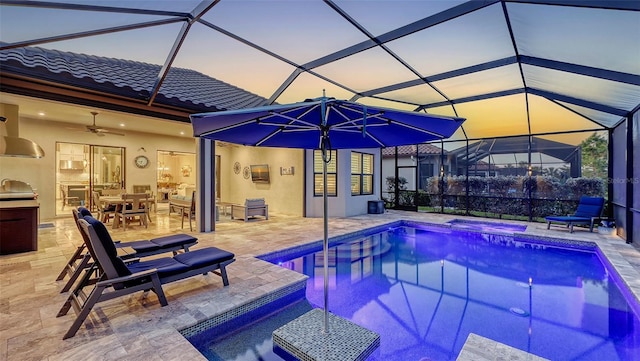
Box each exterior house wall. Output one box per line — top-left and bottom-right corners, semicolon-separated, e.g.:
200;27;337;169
305;148;381;218
0;103;305;220
0;110;196;220
221;145;304;217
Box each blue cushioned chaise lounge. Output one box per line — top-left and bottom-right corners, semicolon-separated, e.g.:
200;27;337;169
545;195;605;233
58;215;235;339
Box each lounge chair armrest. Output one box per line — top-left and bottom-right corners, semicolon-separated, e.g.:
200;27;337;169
123;257;141;264
96;268;158;286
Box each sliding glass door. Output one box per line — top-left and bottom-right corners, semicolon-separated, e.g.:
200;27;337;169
90;145;125;208
55;142;124;216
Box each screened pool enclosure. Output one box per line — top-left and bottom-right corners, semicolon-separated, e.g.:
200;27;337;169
0;0;638;242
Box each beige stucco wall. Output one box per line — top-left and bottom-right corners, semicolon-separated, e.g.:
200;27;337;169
0;111;197;221
216;144;304;217
0;102;305;221
304;148;382;218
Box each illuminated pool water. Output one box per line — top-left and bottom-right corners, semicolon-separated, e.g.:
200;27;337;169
191;224;640;361
445;218;527;233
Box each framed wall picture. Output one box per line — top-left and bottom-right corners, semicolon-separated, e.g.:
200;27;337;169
181;165;192;177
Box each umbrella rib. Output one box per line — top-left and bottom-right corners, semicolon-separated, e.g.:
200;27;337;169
255;110;320;145
389;120;445;138
331;128;385;147
255;128;282;146
331;113;386;129
335;123;387;129
364;132;385;147
281;128;318;133
258;122;316;130
282;104;321;124
198;118;260;137
335;104;385;120
273;112;321;129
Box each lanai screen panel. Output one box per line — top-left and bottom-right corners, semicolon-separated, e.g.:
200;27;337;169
277;72;357;105
527;96;607;134
313;46;419;94
199;1;369;65
431;64;523;101
0;0;638;140
377;84;448;108
523;65;640;117
171;22;296;103
444;94;531;140
0;6;181;67
384;3;515;77
508;3;640;74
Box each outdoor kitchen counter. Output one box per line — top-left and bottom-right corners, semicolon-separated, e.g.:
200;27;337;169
0;200;39;254
0;199;39;208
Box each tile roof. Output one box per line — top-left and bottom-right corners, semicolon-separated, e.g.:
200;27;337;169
381;144;443;157
0;45;268;112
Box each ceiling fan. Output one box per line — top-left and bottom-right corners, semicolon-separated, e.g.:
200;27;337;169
85;111;124;136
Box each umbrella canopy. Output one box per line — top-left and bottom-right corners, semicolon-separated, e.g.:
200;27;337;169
190;95;465;333
191;96;465;149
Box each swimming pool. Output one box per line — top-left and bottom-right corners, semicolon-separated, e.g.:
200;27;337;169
445;218;527;233
191;223;640;361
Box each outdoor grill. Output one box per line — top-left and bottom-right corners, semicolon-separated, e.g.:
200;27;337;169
0;179;39;254
0;179;37;200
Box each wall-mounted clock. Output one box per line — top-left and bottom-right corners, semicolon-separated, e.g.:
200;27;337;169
134;155;149;169
243;166;251;179
234;161;241;174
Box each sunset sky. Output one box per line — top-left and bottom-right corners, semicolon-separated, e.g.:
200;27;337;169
1;0;638;144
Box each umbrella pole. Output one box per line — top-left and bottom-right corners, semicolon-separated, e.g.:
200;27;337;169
322;153;329;334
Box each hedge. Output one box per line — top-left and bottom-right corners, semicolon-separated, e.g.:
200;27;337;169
387;175;606;220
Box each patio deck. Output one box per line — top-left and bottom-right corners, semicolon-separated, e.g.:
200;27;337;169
1;205;638;361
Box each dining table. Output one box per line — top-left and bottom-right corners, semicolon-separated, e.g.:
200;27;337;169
99;195;152;229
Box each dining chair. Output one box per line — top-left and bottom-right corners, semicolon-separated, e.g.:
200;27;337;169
60;185;79;211
92;191;116;223
181;191;196;231
101;189;123;196
145;190;157;214
132;184;151;194
116;193;149;230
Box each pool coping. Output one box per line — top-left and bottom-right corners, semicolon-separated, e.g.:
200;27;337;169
186;218;640;361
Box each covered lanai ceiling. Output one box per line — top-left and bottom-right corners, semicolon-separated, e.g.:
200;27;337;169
1;0;639;143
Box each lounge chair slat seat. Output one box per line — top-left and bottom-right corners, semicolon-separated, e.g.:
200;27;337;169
58;207;198;293
58;215;235;339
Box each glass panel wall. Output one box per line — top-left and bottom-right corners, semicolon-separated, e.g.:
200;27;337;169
313;150;337;196
350;152;374;196
382;130;609;223
56;142;124;216
156;150;196;202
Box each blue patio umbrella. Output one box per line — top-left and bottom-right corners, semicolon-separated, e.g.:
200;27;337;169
190;94;465;332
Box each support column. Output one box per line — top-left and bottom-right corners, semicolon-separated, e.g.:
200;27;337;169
626;115;634;244
608;129;614;219
197;138;216;232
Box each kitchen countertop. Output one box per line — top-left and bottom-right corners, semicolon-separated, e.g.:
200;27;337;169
0;199;39;208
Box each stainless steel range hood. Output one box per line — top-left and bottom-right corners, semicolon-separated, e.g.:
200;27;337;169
0;116;45;158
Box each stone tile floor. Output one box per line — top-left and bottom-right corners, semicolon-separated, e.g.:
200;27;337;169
1;205;638;361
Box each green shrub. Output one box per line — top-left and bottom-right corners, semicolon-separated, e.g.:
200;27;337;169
565;177;605;198
418;175;606;221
